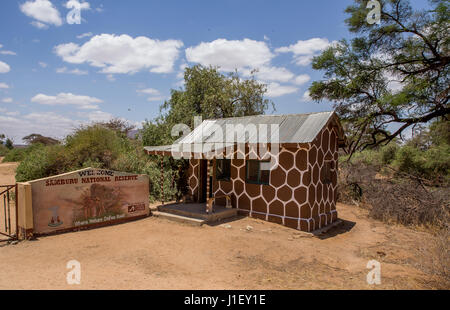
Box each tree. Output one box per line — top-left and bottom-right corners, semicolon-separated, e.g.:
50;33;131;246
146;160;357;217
309;0;449;156
0;134;5;145
4;138;13;150
96;118;135;138
142;65;273;146
23;134;60;146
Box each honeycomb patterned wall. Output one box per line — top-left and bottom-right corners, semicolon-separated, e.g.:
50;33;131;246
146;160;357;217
187;122;339;232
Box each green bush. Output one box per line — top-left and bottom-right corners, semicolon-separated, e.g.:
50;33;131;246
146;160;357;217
15;144;69;182
423;144;450;176
15;125;130;182
65;125;130;169
2;144;40;162
380;144;399;165
0;144;9;157
111;151;181;202
392;144;450;180
342;148;382;166
11;122;190;202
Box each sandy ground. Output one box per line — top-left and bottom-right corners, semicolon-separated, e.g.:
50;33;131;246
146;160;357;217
0;157;18;186
0;158;443;289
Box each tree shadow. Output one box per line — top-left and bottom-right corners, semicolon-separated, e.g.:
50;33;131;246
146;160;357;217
316;219;356;240
206;215;247;227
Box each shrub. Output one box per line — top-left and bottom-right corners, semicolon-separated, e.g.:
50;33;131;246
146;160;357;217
111;151;182;202
338;160;450;229
422;144;450;180
2;144;40;162
65;125;130;169
392;144;449;181
13;124;188;202
380;144;399;165
15;144;70;182
0;144;9;157
393;145;425;176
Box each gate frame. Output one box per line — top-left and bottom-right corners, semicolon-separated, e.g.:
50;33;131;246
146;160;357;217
0;184;18;242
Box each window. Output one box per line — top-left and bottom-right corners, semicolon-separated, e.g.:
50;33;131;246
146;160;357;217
323;160;334;184
246;160;270;185
216;159;231;181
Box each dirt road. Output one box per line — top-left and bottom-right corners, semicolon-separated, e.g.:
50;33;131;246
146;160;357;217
0;157;18;185
0;158;443;289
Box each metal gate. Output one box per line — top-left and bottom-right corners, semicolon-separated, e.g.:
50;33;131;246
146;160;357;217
0;184;18;242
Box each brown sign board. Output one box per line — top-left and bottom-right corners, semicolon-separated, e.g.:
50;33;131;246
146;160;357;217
27;168;149;235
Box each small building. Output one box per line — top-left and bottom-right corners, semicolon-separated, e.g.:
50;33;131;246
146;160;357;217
145;111;345;232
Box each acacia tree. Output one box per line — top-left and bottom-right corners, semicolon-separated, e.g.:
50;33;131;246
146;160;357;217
23;134;60;145
309;0;449;156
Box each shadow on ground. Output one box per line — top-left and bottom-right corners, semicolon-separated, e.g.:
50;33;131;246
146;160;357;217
317;219;356;240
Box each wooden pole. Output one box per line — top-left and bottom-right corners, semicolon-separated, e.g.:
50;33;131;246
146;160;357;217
206;160;211;199
160;156;164;205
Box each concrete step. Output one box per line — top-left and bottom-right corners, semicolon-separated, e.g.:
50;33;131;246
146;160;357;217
158;204;238;222
152;211;206;226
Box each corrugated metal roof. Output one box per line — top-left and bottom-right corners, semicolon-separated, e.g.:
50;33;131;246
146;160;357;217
178;111;335;144
144;111;340;154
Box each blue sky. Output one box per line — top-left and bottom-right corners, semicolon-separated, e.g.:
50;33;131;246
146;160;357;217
0;0;429;143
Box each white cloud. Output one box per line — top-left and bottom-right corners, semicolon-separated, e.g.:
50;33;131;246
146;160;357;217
20;0;63;28
31;21;49;29
147;96;165;102
173;79;185;88
56;67;88;75
0;112;79;143
384;72;404;93
136;88;164;101
293;74;311;85
77;32;93;39
186;38;274;72
86;110;113;122
301;90;312;102
0;83;9;89
176;63;187;79
265;82;298;98
137;88;160;95
31;92;102;109
0;51;16;56
0;110;138;143
2;97;13;103
54;34;184;74
0;61;11;73
69;68;88;75
39;61;48;68
276;38;333;66
242;66;295;83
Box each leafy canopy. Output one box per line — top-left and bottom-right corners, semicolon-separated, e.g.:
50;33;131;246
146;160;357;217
309;0;449;155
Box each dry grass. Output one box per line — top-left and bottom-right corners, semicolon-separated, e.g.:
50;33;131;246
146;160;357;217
338;161;450;287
